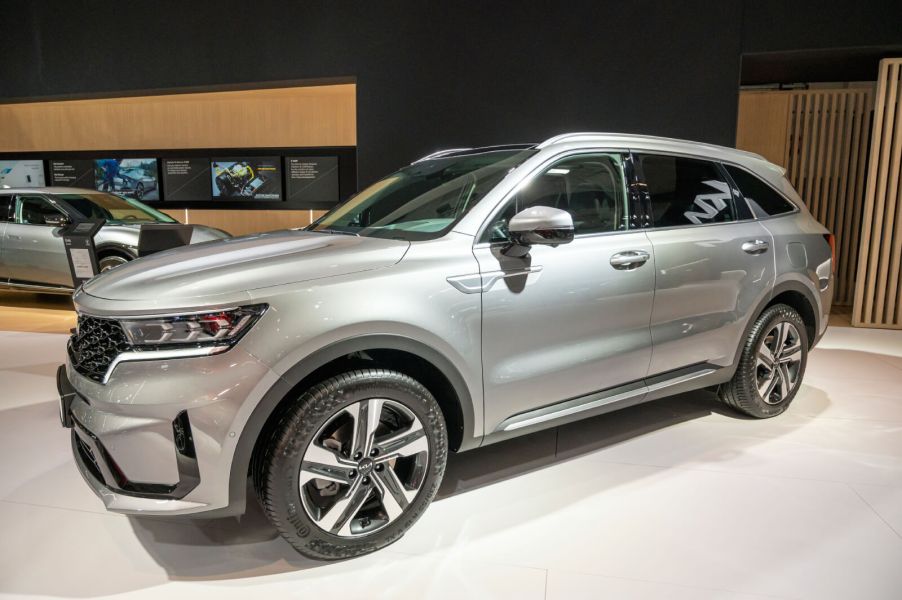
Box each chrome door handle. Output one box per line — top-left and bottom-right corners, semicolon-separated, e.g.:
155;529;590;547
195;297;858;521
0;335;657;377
741;239;769;255
610;250;650;270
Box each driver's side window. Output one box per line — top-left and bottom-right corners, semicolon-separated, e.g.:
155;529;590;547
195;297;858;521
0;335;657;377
16;195;66;226
483;153;628;243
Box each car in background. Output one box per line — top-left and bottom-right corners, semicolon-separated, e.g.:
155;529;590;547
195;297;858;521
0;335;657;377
0;187;230;293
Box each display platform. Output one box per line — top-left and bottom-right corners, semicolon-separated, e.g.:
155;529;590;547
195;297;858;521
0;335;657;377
1;310;901;599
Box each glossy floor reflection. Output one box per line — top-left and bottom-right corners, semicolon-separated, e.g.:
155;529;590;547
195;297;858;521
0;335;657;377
0;324;901;599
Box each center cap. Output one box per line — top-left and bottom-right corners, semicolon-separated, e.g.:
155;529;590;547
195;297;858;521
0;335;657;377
358;458;374;474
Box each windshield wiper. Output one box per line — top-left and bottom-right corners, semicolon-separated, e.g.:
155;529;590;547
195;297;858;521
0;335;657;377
313;227;360;237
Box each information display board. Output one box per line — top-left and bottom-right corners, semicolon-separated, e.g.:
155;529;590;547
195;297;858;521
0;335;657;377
161;158;212;202
94;158;160;200
211;157;282;200
61;220;104;288
0;160;45;187
285;156;340;209
50;160;95;187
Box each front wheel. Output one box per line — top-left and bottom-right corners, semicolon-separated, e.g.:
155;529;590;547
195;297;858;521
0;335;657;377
256;369;447;560
718;303;808;418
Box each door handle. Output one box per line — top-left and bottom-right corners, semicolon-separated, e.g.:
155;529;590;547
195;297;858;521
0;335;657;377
741;239;769;255
610;250;650;270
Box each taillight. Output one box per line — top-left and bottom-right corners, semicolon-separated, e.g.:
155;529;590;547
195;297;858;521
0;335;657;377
823;233;836;273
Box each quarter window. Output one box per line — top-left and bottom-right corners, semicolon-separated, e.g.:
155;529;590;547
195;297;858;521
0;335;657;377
637;154;736;227
485;153;628;242
724;165;796;217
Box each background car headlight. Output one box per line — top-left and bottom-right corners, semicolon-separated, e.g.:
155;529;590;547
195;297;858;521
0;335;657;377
119;305;267;347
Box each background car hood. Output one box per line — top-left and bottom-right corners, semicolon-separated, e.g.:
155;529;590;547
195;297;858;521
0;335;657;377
81;230;410;303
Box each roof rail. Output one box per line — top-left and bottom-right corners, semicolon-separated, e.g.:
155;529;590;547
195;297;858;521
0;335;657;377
411;148;473;164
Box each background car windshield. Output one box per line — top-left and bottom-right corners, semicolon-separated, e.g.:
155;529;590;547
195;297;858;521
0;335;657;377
55;192;175;223
309;148;537;241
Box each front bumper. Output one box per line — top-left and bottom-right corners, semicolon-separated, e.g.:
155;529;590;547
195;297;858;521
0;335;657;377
59;343;280;516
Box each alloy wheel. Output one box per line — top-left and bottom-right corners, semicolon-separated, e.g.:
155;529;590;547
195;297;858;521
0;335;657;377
299;398;429;537
756;321;803;404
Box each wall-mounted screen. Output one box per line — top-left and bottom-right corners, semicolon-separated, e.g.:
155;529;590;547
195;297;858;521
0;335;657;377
211;157;282;201
50;159;94;187
285;156;339;209
161;158;212;202
0;160;46;188
94;158;160;201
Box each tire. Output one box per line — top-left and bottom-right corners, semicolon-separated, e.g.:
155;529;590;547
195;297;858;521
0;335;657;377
718;303;808;418
256;369;448;560
135;182;144;200
98;254;129;272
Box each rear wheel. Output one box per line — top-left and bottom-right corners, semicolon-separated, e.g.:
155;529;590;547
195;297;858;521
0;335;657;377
718;303;808;418
256;369;447;560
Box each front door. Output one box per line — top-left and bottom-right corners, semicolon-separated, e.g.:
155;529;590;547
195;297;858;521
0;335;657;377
475;152;656;434
5;194;72;288
634;153;776;375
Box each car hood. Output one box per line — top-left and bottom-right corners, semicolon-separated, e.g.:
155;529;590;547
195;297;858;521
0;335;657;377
81;230;410;303
96;223;230;243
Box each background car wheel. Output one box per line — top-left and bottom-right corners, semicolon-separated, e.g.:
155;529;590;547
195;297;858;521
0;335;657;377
256;369;448;560
98;254;129;272
134;182;144;200
718;303;808;418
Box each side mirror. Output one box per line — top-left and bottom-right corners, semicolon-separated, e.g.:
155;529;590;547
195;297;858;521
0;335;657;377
503;206;574;257
44;214;70;227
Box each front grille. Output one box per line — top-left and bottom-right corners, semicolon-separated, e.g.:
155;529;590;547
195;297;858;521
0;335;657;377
68;315;131;382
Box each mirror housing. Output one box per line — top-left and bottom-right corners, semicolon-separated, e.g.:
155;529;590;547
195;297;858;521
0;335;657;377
503;206;574;257
44;214;70;227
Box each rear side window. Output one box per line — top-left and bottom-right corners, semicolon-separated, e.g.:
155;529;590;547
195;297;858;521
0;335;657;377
0;195;12;222
724;165;796;217
637;154;736;227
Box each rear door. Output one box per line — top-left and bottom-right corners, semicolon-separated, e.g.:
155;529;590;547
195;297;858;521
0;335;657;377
635;153;775;375
6;194;72;287
475;151;656;433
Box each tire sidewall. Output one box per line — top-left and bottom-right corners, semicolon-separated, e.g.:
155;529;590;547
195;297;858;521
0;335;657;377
264;371;447;560
739;304;809;417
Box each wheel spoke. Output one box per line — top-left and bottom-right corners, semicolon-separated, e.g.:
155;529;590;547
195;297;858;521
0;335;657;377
299;443;355;486
376;422;427;460
759;369;779;401
374;466;414;521
779;363;795;395
775;322;789;358
758;341;776;368
781;341;802;364
317;479;370;535
350;398;384;457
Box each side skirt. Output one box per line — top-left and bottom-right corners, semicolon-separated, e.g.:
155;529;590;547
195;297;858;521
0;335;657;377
482;363;730;447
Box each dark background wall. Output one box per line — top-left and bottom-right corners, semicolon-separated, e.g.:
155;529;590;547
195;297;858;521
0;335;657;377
2;0;901;186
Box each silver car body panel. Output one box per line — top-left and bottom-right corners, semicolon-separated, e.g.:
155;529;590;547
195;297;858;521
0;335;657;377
61;133;833;516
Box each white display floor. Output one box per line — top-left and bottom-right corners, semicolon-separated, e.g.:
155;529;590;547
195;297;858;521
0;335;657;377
1;325;901;599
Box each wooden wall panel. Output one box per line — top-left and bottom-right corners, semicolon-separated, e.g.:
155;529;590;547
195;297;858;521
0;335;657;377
737;87;874;306
736;92;791;166
0;83;355;235
0;84;356;151
853;59;902;329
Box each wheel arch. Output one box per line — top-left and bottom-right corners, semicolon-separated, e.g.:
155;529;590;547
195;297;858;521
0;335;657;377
227;334;477;516
731;279;821;371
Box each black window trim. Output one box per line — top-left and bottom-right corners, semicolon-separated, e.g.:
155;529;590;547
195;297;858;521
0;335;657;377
0;194;12;222
473;147;637;247
718;160;801;221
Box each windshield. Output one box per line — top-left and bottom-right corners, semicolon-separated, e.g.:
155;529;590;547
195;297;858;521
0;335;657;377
54;192;175;224
308;148;537;240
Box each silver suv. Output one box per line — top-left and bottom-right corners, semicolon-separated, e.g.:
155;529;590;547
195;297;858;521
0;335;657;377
59;133;834;559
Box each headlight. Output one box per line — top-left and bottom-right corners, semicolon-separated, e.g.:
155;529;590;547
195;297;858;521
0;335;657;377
119;304;267;347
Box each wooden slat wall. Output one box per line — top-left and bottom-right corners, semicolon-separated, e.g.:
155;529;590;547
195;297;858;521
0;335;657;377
853;59;902;328
737;87;874;306
0;83;355;235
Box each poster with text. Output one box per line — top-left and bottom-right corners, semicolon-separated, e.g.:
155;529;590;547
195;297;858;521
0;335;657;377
50;159;95;188
285;156;339;209
0;160;45;188
161;158;212;201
